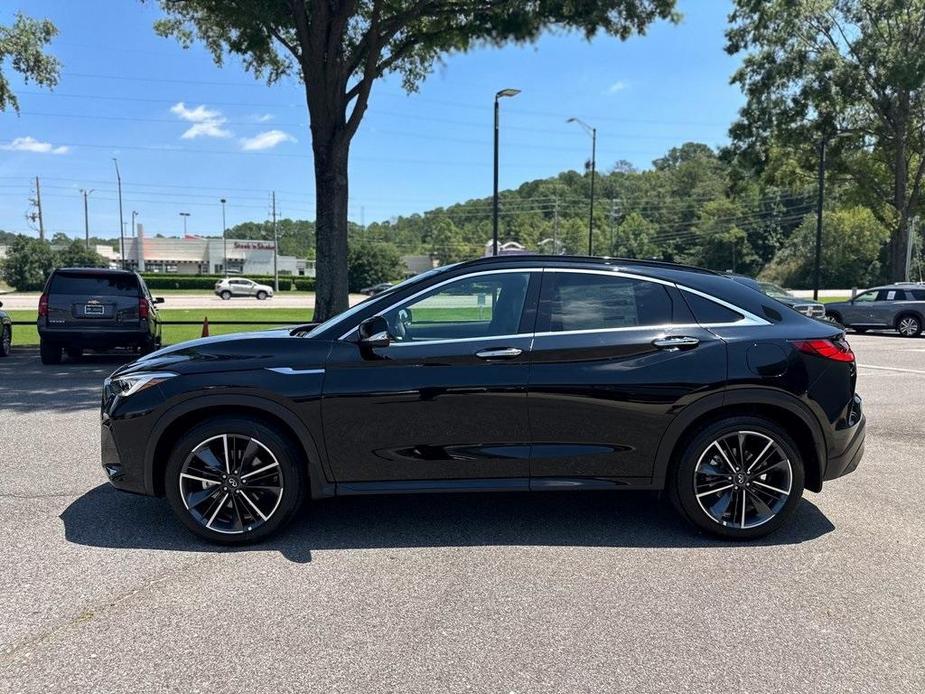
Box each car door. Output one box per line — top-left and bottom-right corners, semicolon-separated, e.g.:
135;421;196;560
843;290;877;324
321;269;539;486
870;288;904;326
527;269;728;485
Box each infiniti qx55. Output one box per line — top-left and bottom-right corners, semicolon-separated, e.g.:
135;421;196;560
100;256;865;543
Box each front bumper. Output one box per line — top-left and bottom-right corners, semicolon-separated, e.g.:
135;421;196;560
101;418;148;494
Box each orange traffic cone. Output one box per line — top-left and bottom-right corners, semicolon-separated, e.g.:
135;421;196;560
201;316;210;337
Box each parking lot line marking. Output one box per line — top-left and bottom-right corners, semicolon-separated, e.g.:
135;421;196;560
858;364;925;375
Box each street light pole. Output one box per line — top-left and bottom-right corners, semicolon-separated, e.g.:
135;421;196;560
131;210;139;238
567;117;597;255
113;159;125;270
80;189;94;248
179;212;190;236
220;198;227;277
493;88;521;257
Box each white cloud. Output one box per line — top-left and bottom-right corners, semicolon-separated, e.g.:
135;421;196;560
170;101;232;139
0;136;69;155
605;80;629;95
255;113;274;122
239;129;296;151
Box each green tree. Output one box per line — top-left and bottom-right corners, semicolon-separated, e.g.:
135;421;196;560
1;236;56;291
727;0;925;281
347;239;402;292
151;0;678;320
57;240;107;268
761;207;889;289
0;12;60;112
613;212;658;259
687;199;759;273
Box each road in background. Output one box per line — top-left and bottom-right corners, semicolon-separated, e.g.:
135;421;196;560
0;334;922;693
0;293;369;311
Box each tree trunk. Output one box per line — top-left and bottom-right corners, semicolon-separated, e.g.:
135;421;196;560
889;98;910;282
312;134;351;322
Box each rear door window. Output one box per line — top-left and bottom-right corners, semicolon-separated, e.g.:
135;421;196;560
537;272;674;332
49;273;139;296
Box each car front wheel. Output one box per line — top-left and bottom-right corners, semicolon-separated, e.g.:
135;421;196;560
669;416;805;540
220;290;232;300
164;417;306;544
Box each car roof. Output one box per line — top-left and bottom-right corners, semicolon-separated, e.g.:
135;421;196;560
53;267;135;276
455;254;721;276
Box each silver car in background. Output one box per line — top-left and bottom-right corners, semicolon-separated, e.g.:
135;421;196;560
825;284;925;337
214;277;274;300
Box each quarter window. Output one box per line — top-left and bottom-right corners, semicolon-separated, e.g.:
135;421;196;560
380;272;531;342
538;272;674;332
683;292;744;324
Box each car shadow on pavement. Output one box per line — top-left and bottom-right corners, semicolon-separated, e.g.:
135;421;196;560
0;350;133;413
61;484;835;564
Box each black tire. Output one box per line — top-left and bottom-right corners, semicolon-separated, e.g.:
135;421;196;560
668;416;805;540
0;326;10;357
256;290;268;300
66;346;83;361
220;290;232;300
164;417;307;544
895;313;922;338
854;327;868;334
139;339;157;356
39;340;62;365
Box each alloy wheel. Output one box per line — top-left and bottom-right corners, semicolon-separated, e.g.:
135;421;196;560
898;316;920;336
179;434;284;535
693;430;792;530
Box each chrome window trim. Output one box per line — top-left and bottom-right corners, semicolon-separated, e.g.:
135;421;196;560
337;265;768;342
265;367;325;376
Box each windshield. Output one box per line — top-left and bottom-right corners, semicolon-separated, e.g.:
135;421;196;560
306;264;459;338
757;281;793;300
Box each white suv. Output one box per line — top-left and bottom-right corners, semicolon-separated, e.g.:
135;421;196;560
214;277;274;300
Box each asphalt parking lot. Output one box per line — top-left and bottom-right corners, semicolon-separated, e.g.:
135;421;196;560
1;334;923;693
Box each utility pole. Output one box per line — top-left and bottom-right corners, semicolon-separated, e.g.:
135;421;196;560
113;159;125;270
80;189;94;248
906;215;919;281
220;198;228;277
272;191;279;292
588;128;596;255
35;177;45;241
609;196;619;256
813;138;826;301
553;195;559;256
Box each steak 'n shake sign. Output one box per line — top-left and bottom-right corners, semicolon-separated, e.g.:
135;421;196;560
233;241;275;250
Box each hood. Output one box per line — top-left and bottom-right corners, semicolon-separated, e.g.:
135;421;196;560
113;327;329;377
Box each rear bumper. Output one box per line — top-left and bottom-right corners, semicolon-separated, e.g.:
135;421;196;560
39;326;150;347
824;408;866;482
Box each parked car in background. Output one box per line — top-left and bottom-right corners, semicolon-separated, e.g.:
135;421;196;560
360;281;393;296
101;255;864;544
729;275;826;319
825;284;925;337
214;277;274;300
0;300;11;357
38;268;163;364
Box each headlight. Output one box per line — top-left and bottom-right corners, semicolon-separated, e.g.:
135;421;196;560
107;371;178;397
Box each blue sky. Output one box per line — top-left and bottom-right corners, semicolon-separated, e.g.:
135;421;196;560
1;0;743;240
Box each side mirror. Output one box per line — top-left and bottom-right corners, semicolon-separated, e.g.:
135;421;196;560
154;297;165;304
358;316;390;348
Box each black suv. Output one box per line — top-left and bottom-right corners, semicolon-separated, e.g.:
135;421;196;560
101;256;865;543
39;268;163;364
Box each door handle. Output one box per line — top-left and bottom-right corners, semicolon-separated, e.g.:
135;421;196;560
475;347;523;360
652;336;700;351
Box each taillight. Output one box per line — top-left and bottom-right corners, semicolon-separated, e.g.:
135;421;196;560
138;298;149;319
38;293;48;317
791;338;855;363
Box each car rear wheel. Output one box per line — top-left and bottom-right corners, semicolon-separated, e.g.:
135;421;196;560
220;290;232;300
0;326;10;357
256;290;268;300
66;346;83;361
164;417;307;544
39;340;62;365
896;314;922;337
669;417;805;540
